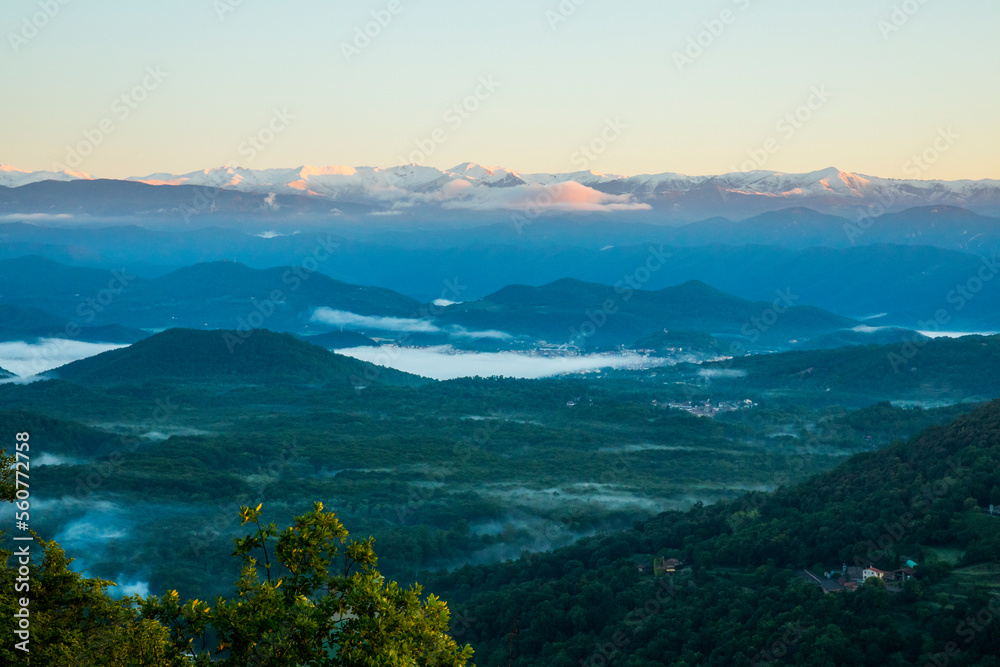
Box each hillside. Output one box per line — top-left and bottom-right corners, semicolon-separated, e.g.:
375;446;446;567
0;256;150;310
53;328;426;387
696;333;1000;403
437;278;856;348
427;400;1000;666
0;256;424;332
0;304;150;343
668;206;1000;256
299;330;380;349
792;327;929;351
0;178;357;217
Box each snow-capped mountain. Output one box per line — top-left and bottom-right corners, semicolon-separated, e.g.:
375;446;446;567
0;164;93;188
3;162;1000;219
125;163;1000;213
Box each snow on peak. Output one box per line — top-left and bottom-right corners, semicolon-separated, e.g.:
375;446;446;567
4;162;999;218
0;165;92;187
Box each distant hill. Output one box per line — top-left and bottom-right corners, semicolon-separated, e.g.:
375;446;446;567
436;278;856;348
0;304;150;343
0;257;423;332
299;330;380;349
0;365;12;379
670;207;855;249
667;205;1000;256
699;333;1000;402
0;256;149;307
53;328;426;387
5;216;1000;330
793;327;929;351
0;178;368;218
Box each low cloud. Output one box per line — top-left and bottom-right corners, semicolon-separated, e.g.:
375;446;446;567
254;229;299;238
438;180;652;213
311;308;513;341
0;213;78;222
446;326;512;340
698;368;747;378
337;346;666;380
311;308;441;333
0;339;125;376
357;179;652;214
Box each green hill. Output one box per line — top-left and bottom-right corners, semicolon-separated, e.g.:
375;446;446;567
437;278;856;348
792;326;929;351
53;328;426;387
698;333;1000;403
427;400;1000;666
0;410;121;456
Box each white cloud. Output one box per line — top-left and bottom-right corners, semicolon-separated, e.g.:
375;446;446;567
0;213;78;222
0;339;126;376
437;181;652;213
254;229;299;238
445;326;512;340
336;345;666;380
311;308;441;333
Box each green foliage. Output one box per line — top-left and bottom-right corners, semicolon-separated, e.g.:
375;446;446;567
141;502;473;666
698;334;1000;404
423;400;1000;666
1;444;471;667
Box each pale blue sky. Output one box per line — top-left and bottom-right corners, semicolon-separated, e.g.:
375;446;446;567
3;0;998;179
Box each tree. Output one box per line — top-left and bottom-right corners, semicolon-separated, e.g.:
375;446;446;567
1;450;181;665
142;502;474;666
2;449;472;666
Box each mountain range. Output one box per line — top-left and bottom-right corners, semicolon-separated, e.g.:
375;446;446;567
0;256;903;355
435;278;856;348
4;163;1000;220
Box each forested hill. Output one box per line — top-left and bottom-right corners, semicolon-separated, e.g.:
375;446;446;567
52;328;426;387
696;333;1000;403
428;400;1000;666
435;278;856;346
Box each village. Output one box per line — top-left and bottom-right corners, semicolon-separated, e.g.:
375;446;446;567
659;398;756;418
797;559;919;594
639;554;920;596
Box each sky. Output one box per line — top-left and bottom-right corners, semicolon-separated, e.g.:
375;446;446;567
3;0;998;180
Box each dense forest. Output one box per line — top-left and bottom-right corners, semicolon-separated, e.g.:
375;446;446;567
425;401;1000;665
1;329;998;664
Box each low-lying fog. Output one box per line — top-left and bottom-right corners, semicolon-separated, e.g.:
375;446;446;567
0;339;125;377
336;345;669;380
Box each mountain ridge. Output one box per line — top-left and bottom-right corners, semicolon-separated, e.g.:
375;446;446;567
4;164;1000;219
